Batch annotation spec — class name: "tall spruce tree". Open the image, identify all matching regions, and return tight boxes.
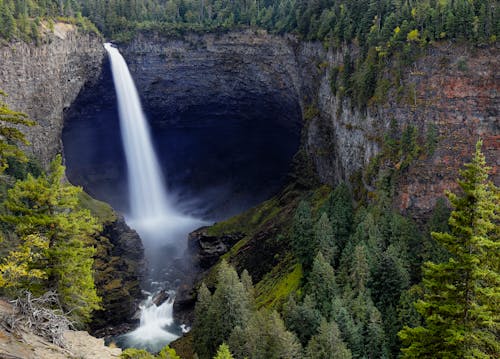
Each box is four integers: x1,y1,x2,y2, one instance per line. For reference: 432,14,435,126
306,319,352,359
399,140,499,358
291,200,315,271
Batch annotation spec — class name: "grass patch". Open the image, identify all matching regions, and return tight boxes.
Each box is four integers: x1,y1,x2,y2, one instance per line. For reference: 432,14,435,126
78,191,116,224
255,259,302,309
207,197,281,237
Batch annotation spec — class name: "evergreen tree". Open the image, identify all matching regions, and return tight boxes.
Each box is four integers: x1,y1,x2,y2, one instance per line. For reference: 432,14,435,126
422,197,451,263
213,343,234,359
326,183,353,256
284,294,322,346
314,212,337,265
193,283,213,359
157,346,182,359
0,155,101,324
306,319,352,359
229,309,302,359
291,200,315,271
193,260,252,359
0,90,34,174
399,140,500,358
308,252,337,318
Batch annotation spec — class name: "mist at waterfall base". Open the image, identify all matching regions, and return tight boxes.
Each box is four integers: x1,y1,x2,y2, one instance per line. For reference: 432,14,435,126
104,43,206,352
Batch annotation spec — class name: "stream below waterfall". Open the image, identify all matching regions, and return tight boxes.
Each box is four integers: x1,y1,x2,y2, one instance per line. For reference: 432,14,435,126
104,43,207,352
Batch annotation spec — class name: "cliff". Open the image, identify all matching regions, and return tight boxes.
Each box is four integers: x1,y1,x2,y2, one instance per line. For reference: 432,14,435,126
307,42,499,219
117,31,498,220
0,22,104,167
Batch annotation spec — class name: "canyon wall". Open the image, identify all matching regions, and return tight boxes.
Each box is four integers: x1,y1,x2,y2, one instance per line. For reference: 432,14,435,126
3,26,496,223
118,31,498,220
0,23,104,167
308,43,499,219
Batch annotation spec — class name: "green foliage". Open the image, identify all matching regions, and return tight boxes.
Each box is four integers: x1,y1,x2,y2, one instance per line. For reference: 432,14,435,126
157,346,182,359
283,294,322,346
0,233,48,289
0,1,99,42
424,123,438,156
121,348,155,359
422,197,450,264
307,252,337,319
399,140,500,358
291,200,315,271
121,346,180,359
323,183,353,259
0,155,101,324
255,261,302,309
0,90,35,174
306,319,352,359
213,343,234,359
193,260,252,359
229,309,302,359
313,213,337,265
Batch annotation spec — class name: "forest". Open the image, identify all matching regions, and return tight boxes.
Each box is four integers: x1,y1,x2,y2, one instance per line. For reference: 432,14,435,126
0,0,498,358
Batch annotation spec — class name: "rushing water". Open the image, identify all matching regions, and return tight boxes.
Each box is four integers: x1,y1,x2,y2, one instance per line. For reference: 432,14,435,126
104,43,205,352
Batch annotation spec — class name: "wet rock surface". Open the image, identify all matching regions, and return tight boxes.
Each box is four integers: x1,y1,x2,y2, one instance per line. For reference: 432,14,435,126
187,227,245,269
90,215,145,336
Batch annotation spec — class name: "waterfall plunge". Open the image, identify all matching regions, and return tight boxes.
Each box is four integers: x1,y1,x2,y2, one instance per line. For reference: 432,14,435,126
104,43,204,351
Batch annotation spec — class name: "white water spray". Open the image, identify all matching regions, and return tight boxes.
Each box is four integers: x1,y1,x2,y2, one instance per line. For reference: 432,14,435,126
104,43,204,351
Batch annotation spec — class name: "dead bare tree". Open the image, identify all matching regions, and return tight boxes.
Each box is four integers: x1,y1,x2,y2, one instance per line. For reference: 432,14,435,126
6,291,74,348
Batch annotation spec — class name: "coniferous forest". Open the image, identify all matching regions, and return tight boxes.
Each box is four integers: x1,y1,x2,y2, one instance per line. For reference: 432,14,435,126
0,0,498,358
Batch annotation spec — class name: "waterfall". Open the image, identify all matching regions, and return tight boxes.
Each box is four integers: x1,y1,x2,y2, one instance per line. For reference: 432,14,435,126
104,43,205,351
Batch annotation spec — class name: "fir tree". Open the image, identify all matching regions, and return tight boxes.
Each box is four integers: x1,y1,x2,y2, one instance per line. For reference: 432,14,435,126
291,200,315,271
193,260,252,359
306,319,352,359
0,155,101,324
229,309,302,359
193,282,213,359
314,212,337,265
213,343,234,359
399,140,499,358
307,252,337,319
326,183,353,254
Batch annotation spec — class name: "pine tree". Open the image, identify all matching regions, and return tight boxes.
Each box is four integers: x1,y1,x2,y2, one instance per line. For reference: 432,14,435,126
193,260,252,358
229,309,302,359
307,252,337,318
399,140,500,358
326,183,353,254
314,212,337,265
193,282,213,359
0,155,101,324
284,294,322,346
306,319,352,359
213,343,234,359
291,200,315,270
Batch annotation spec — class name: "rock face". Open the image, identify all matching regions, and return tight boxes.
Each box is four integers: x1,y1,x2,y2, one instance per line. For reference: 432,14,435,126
188,227,245,270
63,30,304,219
116,32,498,220
0,23,104,167
91,215,145,335
306,43,499,219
